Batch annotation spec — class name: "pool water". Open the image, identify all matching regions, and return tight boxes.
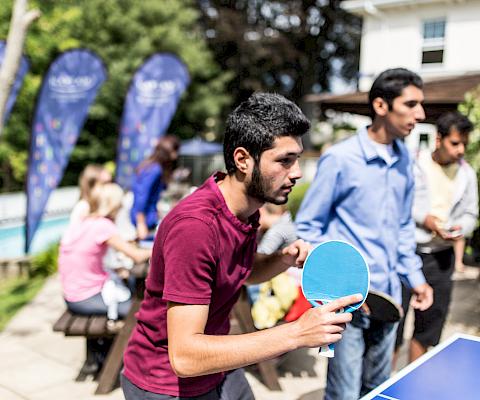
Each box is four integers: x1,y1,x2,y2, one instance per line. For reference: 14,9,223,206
0,216,70,259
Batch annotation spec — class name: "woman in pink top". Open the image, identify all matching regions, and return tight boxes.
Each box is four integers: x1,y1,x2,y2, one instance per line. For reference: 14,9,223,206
59,183,151,320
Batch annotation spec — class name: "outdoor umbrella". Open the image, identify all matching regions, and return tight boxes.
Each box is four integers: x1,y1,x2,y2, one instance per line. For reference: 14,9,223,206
179,137,223,156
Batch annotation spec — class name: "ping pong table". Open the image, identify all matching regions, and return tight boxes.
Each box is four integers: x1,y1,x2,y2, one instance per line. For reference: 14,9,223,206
361,333,480,400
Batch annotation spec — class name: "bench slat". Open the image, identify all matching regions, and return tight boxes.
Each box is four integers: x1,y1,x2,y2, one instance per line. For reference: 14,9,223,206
88,316,110,336
53,310,74,332
67,315,90,335
53,310,116,338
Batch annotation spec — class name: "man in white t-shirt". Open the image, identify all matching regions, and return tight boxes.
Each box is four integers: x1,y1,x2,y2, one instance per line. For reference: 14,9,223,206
396,111,478,362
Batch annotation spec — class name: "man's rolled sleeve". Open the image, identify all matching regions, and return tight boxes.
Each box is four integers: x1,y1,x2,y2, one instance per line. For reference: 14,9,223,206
404,268,426,290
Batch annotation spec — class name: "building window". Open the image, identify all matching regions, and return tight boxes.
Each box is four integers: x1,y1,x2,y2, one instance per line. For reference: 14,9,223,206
422,49,444,64
423,20,445,39
422,19,445,65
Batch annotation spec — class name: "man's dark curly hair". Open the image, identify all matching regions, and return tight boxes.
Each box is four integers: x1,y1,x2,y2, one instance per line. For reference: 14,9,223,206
223,93,310,174
436,111,473,138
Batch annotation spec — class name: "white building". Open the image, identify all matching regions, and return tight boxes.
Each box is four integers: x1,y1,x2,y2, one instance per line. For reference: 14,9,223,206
311,0,480,151
342,0,480,91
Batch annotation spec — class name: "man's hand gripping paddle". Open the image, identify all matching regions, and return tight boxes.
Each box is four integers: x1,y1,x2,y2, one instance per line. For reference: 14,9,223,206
301,240,370,357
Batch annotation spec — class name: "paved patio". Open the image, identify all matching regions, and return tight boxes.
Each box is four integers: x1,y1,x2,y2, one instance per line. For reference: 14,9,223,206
0,268,478,400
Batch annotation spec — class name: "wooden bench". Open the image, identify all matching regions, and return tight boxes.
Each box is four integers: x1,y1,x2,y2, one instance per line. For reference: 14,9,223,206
53,310,115,338
53,262,149,393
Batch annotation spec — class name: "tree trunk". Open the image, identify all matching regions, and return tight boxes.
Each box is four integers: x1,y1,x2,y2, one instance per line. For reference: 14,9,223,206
0,0,40,136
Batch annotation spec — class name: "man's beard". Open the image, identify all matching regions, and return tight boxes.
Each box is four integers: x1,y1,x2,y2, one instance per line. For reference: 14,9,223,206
246,163,288,205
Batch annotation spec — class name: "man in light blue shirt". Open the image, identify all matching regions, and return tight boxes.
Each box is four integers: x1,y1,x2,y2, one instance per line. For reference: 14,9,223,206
296,68,433,400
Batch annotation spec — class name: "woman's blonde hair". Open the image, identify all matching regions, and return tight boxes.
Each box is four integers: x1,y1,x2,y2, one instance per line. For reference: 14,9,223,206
89,183,124,219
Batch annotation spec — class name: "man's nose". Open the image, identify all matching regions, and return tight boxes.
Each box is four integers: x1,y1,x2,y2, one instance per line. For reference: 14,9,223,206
289,159,302,181
415,104,426,122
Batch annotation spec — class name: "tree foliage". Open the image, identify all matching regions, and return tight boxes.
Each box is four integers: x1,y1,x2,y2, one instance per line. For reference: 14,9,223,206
198,0,361,109
0,0,231,191
459,86,480,176
458,87,480,253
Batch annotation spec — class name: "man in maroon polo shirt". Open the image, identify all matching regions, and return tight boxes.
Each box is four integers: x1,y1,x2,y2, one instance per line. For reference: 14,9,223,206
122,93,362,399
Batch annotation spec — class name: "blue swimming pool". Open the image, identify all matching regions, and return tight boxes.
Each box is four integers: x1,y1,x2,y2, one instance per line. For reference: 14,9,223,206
0,215,70,259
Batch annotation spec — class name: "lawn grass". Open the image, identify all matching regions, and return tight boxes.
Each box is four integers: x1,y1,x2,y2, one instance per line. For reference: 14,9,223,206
0,275,46,331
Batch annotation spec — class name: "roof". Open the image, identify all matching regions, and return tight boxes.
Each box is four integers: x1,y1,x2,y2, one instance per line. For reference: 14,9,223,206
342,0,450,15
305,73,480,123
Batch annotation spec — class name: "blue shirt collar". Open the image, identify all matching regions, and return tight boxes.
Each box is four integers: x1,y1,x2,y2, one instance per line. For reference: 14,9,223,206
358,126,401,165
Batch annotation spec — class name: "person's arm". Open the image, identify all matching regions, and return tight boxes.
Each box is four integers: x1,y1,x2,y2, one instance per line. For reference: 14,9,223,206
167,293,362,377
135,212,149,240
295,152,341,245
132,165,161,237
246,239,310,284
257,213,296,255
411,158,430,228
106,234,151,264
454,166,479,237
396,165,433,311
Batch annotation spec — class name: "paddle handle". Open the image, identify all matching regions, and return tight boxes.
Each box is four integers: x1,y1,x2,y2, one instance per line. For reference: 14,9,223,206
320,344,335,357
307,300,340,357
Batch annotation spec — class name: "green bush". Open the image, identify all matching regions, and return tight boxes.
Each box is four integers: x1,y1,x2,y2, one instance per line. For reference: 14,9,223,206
0,275,46,331
29,242,59,278
288,182,311,219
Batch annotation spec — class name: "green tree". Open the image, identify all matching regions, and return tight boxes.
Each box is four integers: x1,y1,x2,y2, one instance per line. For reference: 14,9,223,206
198,0,361,109
0,1,79,190
458,86,480,255
0,0,231,191
459,86,480,175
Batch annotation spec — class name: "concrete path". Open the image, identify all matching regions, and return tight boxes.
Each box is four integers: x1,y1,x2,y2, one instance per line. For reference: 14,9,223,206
0,268,478,400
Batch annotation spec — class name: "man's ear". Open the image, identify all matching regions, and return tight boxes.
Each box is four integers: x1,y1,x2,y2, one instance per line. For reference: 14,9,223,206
435,133,442,150
372,97,389,117
233,147,253,174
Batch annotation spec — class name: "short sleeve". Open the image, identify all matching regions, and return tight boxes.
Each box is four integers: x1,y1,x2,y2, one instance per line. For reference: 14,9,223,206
93,218,118,245
162,217,217,305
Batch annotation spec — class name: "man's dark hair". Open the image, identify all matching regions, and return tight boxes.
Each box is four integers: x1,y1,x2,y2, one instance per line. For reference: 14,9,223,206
436,111,473,138
368,68,423,119
223,92,310,174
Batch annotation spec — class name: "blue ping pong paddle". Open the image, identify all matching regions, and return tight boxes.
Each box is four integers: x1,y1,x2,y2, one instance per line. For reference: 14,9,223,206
301,240,370,357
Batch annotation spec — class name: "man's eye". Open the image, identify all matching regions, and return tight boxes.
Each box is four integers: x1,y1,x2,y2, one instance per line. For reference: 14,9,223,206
405,101,418,108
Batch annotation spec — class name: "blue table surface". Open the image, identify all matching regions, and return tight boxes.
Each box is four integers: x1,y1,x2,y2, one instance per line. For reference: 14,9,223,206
362,335,480,400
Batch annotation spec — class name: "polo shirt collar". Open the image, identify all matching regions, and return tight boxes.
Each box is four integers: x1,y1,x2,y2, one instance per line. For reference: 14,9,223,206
210,172,260,232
